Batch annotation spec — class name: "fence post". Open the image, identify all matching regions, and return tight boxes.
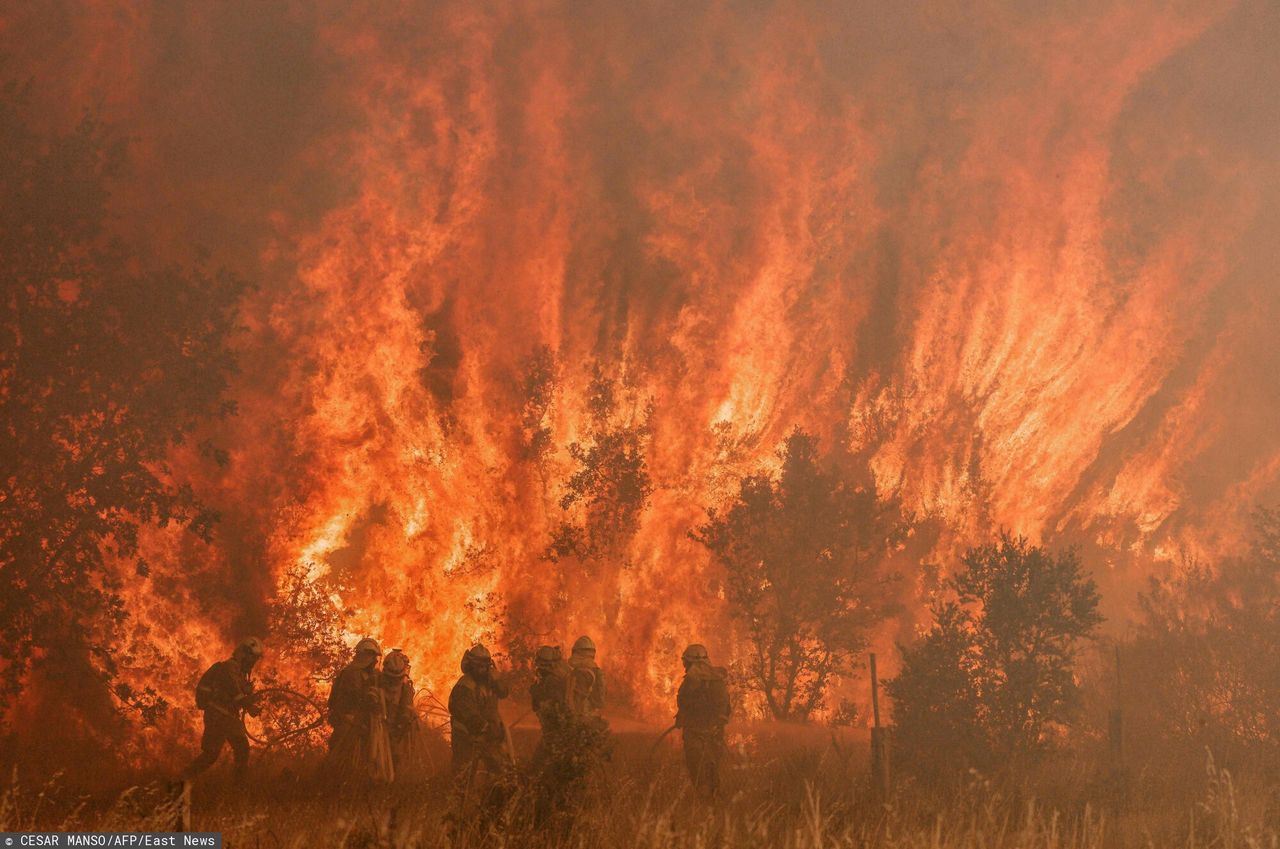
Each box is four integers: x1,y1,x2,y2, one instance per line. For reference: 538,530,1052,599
175,779,191,832
869,652,890,798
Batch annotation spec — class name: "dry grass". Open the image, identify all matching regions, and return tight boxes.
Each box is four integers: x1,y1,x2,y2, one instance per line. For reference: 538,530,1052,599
3,731,1277,849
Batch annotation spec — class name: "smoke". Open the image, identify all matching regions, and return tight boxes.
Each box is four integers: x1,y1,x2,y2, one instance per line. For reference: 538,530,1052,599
3,0,1278,746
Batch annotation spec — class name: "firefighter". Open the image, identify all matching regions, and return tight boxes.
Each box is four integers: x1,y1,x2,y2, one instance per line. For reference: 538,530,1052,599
380,648,428,780
529,645,574,821
675,643,731,799
181,637,264,782
567,634,612,764
530,645,571,740
447,644,513,828
448,644,511,776
326,638,394,783
566,635,606,720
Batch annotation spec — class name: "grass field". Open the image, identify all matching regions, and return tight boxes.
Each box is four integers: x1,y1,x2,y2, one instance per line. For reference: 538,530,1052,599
3,724,1277,849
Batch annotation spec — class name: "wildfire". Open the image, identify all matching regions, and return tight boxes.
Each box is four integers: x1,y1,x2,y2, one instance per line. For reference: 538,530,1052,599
3,0,1278,758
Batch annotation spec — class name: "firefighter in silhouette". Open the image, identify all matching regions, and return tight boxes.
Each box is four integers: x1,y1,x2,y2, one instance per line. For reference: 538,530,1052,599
530,645,572,742
380,648,428,781
567,634,612,767
529,645,573,820
448,644,513,827
326,638,394,783
567,635,606,720
181,637,264,782
675,643,731,799
448,644,511,774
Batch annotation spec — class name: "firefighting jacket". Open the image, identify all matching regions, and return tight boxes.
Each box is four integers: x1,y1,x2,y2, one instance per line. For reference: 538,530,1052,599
676,663,731,733
195,659,253,718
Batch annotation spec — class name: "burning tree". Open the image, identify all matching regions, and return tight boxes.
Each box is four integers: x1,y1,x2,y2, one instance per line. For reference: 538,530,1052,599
545,364,655,565
517,344,557,466
888,533,1102,775
0,83,246,726
693,430,900,721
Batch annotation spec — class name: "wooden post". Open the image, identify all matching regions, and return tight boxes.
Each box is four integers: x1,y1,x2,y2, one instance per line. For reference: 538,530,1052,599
869,653,889,798
175,779,192,832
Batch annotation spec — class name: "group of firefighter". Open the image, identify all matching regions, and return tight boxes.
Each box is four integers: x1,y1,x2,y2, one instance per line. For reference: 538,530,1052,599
180,634,732,811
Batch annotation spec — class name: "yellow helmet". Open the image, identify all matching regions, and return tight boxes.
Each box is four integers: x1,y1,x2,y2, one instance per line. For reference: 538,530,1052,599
681,643,710,664
535,645,563,669
461,644,494,675
383,649,409,676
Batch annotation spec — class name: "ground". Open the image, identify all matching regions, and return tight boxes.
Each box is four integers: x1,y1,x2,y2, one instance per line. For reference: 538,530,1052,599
2,723,1277,848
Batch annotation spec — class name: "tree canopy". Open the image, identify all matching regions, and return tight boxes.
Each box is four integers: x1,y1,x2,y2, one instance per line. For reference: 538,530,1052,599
693,430,900,721
545,364,654,565
888,533,1102,775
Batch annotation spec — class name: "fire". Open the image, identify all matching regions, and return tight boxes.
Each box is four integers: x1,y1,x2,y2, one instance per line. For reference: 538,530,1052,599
3,0,1278,756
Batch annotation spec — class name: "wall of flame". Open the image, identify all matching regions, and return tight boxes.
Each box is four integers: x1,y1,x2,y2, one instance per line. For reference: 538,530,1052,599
3,0,1279,758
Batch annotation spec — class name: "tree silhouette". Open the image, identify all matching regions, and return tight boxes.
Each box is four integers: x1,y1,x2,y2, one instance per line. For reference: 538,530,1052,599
1124,508,1280,766
0,81,246,726
888,533,1102,775
517,344,557,465
545,364,654,565
693,430,900,721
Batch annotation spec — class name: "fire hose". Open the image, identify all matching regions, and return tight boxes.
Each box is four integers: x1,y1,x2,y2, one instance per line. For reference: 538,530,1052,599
645,723,678,767
239,686,328,748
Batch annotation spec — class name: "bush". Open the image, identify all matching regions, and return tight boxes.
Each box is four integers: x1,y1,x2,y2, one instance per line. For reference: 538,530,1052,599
1122,508,1280,775
889,533,1102,777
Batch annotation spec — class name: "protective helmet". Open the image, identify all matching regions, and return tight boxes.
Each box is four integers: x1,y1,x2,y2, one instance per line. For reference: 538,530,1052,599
235,636,265,658
571,635,596,657
534,645,563,668
461,644,494,675
383,648,409,676
681,644,710,664
355,637,382,658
